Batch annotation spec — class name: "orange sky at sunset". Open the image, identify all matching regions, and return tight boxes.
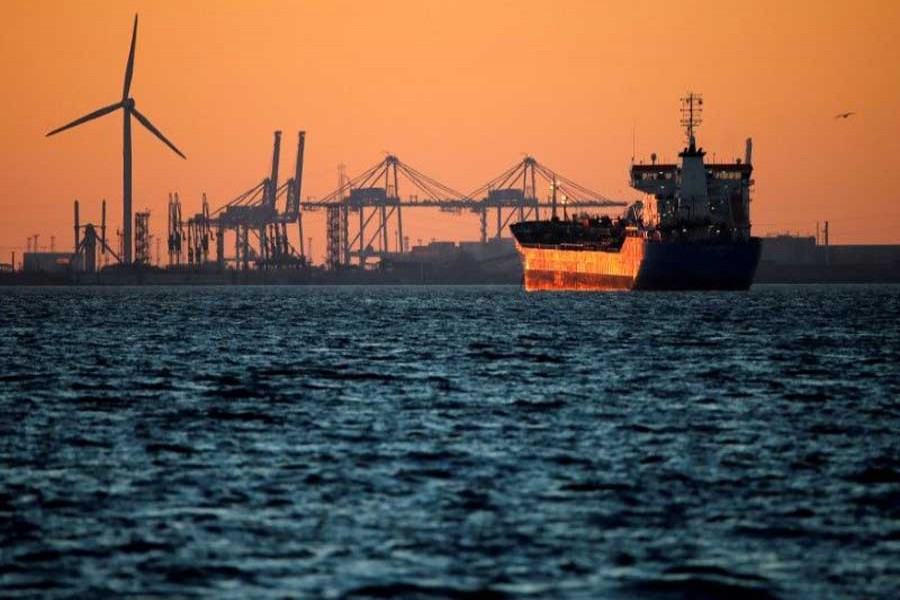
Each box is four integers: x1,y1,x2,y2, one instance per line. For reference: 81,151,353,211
2,0,899,263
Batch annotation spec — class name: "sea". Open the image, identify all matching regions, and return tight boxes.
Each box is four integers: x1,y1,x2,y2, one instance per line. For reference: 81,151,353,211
1,284,898,599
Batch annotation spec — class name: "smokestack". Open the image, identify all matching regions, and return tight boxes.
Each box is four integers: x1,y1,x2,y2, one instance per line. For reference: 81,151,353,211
74,199,80,253
744,138,753,165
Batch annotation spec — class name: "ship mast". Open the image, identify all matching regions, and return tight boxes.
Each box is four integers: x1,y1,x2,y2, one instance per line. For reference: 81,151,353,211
680,92,703,151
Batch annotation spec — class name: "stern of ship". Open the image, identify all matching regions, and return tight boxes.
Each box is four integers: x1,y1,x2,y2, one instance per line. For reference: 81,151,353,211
632,237,761,290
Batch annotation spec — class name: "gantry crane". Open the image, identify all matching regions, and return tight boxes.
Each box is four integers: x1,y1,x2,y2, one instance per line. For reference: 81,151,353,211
167,131,306,272
301,154,627,268
211,130,306,270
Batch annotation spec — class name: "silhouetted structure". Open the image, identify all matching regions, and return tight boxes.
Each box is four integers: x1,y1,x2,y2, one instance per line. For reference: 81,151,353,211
300,155,625,269
46,14,185,266
203,131,306,271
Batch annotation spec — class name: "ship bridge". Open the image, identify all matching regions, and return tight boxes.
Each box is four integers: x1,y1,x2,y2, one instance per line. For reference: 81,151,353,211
631,164,679,198
630,162,752,198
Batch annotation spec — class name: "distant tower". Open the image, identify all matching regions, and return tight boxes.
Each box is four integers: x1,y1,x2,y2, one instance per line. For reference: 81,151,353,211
74,199,80,254
326,163,349,269
326,206,341,269
168,193,183,266
134,211,151,265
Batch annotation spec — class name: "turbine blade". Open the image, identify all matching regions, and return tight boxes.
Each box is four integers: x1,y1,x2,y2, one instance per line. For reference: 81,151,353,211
46,102,122,137
122,14,138,100
131,107,186,159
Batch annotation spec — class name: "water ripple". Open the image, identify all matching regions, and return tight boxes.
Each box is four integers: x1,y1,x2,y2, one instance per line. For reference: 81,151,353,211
1,284,899,598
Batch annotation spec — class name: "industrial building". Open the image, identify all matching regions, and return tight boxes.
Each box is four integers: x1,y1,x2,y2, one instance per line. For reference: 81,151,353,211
757,234,900,283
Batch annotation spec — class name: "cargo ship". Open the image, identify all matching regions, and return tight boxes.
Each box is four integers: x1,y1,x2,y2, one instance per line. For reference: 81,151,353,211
511,94,761,291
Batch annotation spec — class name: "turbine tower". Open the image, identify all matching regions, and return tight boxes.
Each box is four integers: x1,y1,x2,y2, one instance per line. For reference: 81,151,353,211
46,14,185,265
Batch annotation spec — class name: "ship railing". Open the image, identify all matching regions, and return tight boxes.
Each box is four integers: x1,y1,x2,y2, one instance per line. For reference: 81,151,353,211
526,242,625,252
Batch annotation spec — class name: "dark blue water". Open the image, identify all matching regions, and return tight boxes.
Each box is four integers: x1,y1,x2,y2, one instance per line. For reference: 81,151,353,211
1,285,898,599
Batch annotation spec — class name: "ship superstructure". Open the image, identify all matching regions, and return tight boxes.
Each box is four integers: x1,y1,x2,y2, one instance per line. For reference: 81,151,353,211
631,93,754,243
511,94,762,290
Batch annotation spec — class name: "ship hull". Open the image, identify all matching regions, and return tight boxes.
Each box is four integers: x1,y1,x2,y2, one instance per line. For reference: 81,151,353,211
516,237,761,291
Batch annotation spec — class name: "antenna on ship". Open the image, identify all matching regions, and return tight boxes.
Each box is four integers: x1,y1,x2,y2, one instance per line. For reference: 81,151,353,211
680,92,703,150
631,118,636,164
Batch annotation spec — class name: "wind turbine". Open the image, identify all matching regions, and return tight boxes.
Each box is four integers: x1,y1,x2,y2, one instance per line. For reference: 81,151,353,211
47,14,186,266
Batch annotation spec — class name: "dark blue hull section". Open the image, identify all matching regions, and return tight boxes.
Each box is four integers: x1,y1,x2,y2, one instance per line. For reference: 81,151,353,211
633,238,762,290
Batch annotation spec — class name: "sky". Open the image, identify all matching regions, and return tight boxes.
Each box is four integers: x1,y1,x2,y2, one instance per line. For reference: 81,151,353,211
2,0,899,264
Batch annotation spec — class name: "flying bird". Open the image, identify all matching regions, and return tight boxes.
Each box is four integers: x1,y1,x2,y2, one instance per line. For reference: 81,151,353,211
834,112,855,119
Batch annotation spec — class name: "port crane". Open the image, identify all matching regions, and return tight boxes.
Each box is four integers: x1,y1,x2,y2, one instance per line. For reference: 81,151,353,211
165,135,625,272
300,155,470,267
167,131,306,271
300,155,626,268
467,156,625,242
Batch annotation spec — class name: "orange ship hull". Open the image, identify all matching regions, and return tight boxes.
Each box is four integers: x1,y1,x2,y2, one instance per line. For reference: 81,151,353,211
516,237,645,291
515,236,761,291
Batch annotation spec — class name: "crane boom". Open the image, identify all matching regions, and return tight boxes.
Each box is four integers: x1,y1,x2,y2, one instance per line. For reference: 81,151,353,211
268,131,282,209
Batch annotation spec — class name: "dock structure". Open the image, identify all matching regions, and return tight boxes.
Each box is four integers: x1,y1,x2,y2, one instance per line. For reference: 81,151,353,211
162,134,626,273
54,131,624,277
165,131,306,273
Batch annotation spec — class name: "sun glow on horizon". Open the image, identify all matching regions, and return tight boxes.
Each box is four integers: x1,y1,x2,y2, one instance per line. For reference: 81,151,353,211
1,0,899,261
